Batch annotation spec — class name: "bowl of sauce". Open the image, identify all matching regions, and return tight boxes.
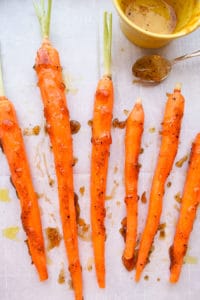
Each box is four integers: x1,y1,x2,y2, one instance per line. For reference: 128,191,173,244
113,0,200,48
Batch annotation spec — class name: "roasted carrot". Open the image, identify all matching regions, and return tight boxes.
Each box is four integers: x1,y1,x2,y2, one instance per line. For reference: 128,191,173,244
0,53,47,281
34,1,82,299
170,133,200,283
135,84,185,281
90,12,113,288
123,99,144,261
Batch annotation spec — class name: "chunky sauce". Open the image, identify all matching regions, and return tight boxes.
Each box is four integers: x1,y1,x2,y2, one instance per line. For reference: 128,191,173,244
112,118,126,129
45,227,62,250
125,0,177,34
175,155,188,168
23,125,41,136
70,120,81,134
58,268,65,284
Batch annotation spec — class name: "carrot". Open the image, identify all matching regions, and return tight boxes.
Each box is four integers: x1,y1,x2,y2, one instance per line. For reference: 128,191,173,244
170,133,200,283
123,99,144,261
34,1,82,299
135,84,185,281
90,12,113,288
0,53,47,281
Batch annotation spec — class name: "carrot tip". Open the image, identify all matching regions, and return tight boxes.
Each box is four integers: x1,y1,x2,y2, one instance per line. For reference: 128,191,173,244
136,97,142,104
135,276,140,282
39,273,48,281
175,82,182,91
169,274,178,283
135,271,141,282
123,252,132,260
98,279,105,289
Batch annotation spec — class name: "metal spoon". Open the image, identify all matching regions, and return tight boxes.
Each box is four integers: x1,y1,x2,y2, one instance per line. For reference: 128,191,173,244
132,50,200,84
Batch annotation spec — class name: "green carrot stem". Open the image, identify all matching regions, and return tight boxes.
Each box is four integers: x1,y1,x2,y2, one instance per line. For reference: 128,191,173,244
0,50,5,96
103,12,112,78
46,0,52,37
33,0,52,39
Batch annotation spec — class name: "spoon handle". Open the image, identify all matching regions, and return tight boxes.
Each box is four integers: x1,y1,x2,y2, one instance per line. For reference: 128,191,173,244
172,50,200,64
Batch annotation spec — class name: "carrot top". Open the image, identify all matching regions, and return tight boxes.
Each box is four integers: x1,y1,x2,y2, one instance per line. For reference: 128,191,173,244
103,12,112,78
34,0,52,39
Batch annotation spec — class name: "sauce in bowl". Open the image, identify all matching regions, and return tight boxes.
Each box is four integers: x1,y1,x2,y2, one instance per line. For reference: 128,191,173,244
125,0,177,34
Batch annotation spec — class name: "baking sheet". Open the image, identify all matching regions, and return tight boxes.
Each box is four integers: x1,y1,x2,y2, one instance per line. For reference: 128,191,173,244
0,1,200,299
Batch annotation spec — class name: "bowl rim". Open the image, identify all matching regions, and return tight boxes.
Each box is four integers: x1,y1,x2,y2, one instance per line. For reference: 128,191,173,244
113,0,200,40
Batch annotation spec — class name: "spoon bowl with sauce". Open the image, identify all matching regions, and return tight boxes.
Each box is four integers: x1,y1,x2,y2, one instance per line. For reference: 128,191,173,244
132,50,200,84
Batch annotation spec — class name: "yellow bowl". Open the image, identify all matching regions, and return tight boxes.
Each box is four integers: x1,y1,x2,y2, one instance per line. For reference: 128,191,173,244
113,0,200,48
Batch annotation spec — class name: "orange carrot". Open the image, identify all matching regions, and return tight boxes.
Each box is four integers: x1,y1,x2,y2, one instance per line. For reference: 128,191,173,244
0,58,47,281
170,133,200,283
34,1,82,299
123,99,144,261
135,84,185,281
91,12,113,288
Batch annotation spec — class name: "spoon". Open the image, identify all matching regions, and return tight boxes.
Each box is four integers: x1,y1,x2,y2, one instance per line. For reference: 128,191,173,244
132,50,200,84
